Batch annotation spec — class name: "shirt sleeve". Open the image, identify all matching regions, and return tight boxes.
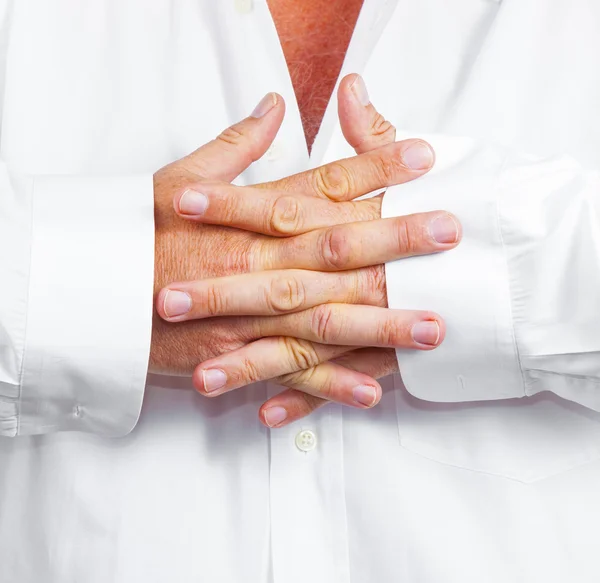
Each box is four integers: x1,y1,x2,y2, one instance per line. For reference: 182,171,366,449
0,162,155,436
382,134,600,411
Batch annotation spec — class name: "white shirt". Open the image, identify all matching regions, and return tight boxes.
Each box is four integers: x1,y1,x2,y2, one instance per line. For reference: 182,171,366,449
1,0,600,581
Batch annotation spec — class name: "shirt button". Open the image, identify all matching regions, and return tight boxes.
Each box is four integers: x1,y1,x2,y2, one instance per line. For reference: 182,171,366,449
295,430,317,452
234,0,253,14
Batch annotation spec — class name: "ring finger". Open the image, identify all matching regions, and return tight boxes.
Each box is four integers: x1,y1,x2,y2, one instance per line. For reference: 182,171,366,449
157,267,386,322
192,304,442,397
193,339,380,414
257,304,445,348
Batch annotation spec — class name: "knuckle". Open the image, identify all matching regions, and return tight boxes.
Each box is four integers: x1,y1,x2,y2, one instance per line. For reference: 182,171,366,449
318,227,350,270
216,124,253,167
219,191,240,223
266,276,307,313
361,266,388,306
374,146,410,184
373,151,398,184
205,284,228,316
394,218,421,255
240,356,262,384
281,337,321,370
376,316,408,346
220,193,240,222
370,113,395,141
217,123,246,148
313,162,354,200
269,195,303,234
310,305,341,343
375,317,400,346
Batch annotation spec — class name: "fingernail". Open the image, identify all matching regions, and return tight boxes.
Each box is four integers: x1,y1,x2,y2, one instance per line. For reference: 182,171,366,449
264,406,288,427
251,93,277,118
412,321,441,346
430,214,459,244
201,369,228,393
353,385,378,407
350,75,370,106
401,140,434,170
163,290,192,318
179,190,208,216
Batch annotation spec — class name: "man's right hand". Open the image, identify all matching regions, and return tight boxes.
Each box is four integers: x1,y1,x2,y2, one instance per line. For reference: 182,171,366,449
151,81,460,423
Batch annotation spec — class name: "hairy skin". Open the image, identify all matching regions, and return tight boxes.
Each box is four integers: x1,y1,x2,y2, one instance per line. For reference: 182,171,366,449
151,1,369,373
152,163,263,374
148,4,439,421
267,0,365,150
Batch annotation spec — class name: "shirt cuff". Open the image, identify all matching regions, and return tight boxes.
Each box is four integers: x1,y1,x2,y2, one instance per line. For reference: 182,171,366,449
381,136,525,402
16,174,154,436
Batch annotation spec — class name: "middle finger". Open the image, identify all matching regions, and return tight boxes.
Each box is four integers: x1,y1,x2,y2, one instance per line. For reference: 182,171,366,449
259,211,461,271
173,181,382,236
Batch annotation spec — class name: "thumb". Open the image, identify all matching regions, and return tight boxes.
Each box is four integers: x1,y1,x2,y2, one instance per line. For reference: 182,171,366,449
338,74,396,154
180,93,286,183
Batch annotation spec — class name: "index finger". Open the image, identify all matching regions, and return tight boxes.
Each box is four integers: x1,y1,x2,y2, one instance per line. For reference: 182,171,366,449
257,138,435,202
178,93,286,182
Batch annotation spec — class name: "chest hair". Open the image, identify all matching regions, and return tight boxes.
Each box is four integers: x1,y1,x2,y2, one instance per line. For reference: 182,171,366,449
267,0,365,151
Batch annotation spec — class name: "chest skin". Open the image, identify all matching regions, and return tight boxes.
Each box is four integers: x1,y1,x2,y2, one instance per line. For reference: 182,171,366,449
267,0,365,151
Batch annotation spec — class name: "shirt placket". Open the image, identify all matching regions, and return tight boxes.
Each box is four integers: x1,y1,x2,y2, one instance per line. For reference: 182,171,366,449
233,2,397,582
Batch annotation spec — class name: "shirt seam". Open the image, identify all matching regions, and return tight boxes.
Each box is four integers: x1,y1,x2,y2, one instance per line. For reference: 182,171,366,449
526,368,600,384
495,152,528,398
16,175,36,436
